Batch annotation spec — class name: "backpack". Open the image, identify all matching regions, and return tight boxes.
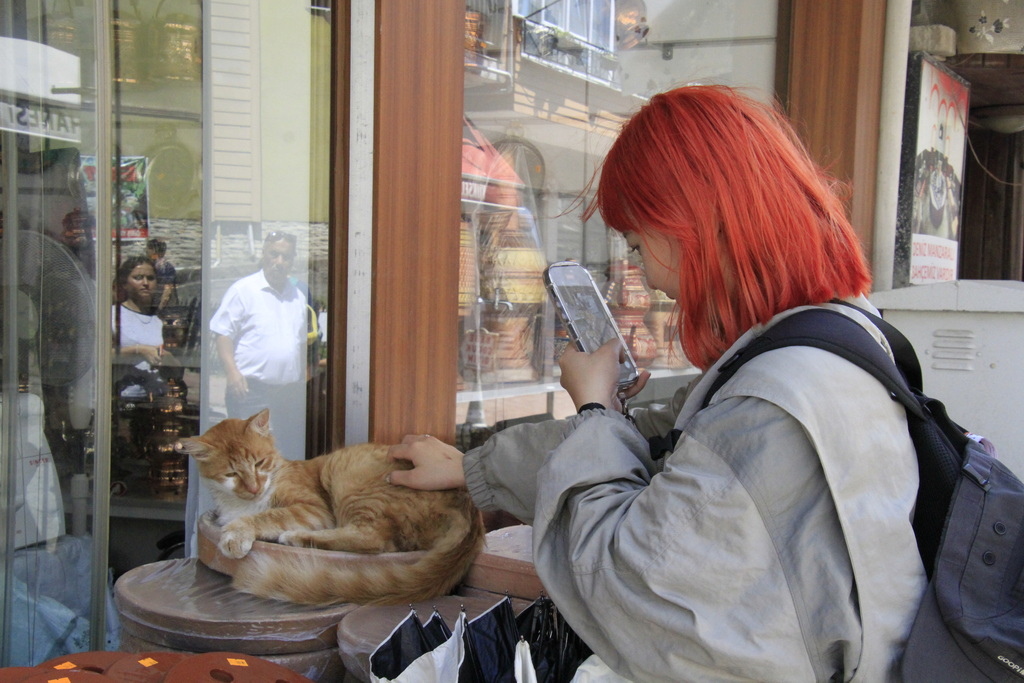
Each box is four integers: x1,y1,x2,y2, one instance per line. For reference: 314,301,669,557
685,304,1024,682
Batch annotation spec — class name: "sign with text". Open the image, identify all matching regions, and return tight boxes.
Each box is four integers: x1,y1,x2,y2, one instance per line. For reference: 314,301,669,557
894,52,970,287
0,100,81,142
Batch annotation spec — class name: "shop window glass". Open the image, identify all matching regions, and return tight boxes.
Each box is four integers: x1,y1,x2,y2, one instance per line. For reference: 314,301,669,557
0,0,331,662
457,0,779,448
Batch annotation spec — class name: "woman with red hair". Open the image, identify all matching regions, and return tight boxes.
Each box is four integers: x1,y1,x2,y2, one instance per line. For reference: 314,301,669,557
391,86,923,681
591,85,872,372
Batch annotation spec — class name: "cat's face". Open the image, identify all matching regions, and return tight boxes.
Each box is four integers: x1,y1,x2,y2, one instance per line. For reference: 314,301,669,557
175,409,282,501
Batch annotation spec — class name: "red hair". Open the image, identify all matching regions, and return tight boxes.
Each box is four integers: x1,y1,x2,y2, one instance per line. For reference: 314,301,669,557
588,85,871,370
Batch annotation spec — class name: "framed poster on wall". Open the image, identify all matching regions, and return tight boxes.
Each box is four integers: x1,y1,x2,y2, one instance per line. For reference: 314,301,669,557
81,154,150,240
893,51,970,287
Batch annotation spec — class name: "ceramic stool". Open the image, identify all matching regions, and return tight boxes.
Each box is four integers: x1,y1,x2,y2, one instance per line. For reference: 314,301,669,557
17,671,116,682
114,558,352,682
35,650,127,675
1,650,314,683
101,650,189,681
459,524,543,601
161,651,314,682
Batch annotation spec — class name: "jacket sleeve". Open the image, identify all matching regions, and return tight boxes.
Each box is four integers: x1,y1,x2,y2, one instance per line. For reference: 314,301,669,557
462,411,661,524
628,372,701,440
462,417,575,523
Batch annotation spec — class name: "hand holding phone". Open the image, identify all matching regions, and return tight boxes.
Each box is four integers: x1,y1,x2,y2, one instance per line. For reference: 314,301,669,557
544,261,640,390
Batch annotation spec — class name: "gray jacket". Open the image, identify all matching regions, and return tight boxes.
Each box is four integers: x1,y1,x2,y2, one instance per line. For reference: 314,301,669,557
463,300,926,682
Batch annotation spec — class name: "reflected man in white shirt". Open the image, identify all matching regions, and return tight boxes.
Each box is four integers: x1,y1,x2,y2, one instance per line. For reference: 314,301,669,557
210,230,307,459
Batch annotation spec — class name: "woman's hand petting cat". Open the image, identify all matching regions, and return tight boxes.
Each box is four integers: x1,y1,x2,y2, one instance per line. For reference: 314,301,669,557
387,435,467,490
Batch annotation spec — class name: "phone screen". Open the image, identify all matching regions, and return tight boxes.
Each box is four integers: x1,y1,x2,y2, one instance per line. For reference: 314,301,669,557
544,261,639,388
555,284,621,352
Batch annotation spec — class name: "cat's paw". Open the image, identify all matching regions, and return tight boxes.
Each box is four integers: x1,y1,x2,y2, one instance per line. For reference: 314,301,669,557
219,524,256,558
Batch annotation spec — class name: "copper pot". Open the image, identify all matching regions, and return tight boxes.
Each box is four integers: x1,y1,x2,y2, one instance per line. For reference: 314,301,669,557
160,311,190,350
149,456,187,493
479,232,547,305
459,219,479,315
465,10,485,52
152,13,201,81
112,12,143,83
163,376,187,399
606,261,651,310
615,310,658,368
152,395,184,415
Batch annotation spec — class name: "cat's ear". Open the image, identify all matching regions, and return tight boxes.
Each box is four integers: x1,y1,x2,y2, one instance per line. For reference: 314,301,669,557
174,437,209,460
248,408,272,438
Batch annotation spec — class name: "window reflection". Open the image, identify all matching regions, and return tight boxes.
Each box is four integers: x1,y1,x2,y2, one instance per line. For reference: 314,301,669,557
103,0,203,515
2,0,332,662
111,254,192,498
457,0,777,444
210,230,309,460
1,3,109,660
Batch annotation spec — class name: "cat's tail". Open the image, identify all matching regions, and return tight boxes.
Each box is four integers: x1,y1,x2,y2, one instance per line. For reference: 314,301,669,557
229,506,487,606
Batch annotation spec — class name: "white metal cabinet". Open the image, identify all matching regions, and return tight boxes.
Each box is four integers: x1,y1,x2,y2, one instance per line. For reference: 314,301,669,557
871,280,1024,473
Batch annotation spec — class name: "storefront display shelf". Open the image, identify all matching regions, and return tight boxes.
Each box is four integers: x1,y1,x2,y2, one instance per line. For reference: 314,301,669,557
457,366,698,404
111,104,201,123
109,488,186,521
465,51,512,93
457,379,564,403
60,485,185,522
461,197,523,212
72,79,202,122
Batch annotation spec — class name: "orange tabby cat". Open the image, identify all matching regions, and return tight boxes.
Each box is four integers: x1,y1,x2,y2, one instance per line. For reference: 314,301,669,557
175,408,485,606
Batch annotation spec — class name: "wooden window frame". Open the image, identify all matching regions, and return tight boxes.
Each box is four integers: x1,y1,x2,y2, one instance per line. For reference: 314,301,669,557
784,0,887,258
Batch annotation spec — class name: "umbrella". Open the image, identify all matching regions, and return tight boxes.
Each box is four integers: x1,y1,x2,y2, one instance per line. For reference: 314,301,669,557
516,596,592,683
369,596,593,683
461,597,520,682
369,609,430,680
422,608,453,648
371,608,467,683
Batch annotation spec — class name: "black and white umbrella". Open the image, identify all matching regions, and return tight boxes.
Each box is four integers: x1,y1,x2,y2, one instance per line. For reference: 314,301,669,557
369,596,592,683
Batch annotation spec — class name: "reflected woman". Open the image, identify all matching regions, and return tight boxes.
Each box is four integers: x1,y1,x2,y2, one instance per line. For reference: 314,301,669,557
113,255,167,399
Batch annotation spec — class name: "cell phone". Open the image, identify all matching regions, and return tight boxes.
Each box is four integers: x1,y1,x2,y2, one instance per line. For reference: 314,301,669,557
544,261,640,390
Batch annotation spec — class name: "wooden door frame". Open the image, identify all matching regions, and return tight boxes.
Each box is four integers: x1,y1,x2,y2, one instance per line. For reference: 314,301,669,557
325,0,351,449
784,0,888,258
367,0,464,444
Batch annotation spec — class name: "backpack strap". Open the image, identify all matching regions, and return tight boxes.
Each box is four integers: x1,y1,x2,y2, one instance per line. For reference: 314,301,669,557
700,307,926,421
831,299,923,391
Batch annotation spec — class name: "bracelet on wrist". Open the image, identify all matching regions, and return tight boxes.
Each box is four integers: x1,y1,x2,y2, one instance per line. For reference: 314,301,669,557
578,402,606,414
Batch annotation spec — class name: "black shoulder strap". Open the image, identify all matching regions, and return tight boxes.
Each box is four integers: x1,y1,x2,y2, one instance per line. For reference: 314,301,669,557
700,307,926,420
831,300,923,391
